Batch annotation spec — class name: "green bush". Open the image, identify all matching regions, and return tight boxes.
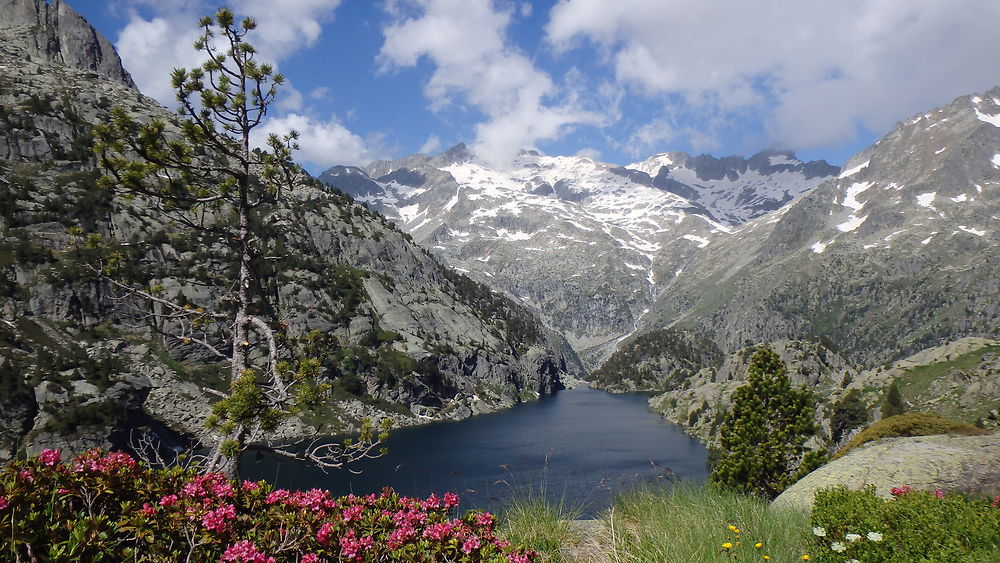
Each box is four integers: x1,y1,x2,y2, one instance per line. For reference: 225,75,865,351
810,486,1000,562
832,412,987,459
0,449,538,562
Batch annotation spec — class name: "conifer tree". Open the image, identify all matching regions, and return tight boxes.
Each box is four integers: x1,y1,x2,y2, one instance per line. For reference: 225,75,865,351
710,345,819,499
91,9,387,477
881,379,905,418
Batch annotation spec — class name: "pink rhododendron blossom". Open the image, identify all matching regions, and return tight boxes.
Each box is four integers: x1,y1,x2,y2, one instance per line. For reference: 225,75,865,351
159,494,179,507
422,493,441,509
38,449,60,466
316,522,336,546
462,535,482,553
443,492,459,508
934,489,945,499
241,480,259,492
18,469,33,483
140,503,156,517
339,531,373,561
890,486,912,497
266,489,290,505
220,540,276,563
203,504,237,533
422,521,455,541
342,504,363,522
300,555,320,563
508,554,532,563
0,497,9,510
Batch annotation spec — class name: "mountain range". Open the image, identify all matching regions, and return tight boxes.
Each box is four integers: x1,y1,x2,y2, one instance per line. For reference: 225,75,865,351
321,84,999,376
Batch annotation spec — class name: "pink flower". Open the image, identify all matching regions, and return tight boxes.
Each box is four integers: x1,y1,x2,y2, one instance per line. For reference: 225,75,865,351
0,496,9,510
508,554,533,563
39,449,61,466
220,540,276,563
241,480,260,492
341,504,363,522
422,493,441,510
890,486,912,497
475,511,495,528
266,489,290,505
339,531,373,561
462,535,482,554
18,469,33,483
159,494,179,507
992,496,999,508
422,521,455,541
203,504,237,533
443,492,460,508
934,489,945,499
301,555,320,563
140,503,156,517
316,522,336,546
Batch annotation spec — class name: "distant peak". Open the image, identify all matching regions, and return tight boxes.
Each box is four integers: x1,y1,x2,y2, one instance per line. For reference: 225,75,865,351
431,143,474,167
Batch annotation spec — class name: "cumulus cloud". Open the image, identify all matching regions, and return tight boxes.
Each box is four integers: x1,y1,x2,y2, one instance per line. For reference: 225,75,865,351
113,0,375,171
251,113,376,169
547,0,1000,154
379,0,604,168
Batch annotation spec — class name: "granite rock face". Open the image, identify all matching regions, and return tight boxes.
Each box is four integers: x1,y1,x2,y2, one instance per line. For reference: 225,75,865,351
771,432,1000,512
0,2,578,460
0,0,135,87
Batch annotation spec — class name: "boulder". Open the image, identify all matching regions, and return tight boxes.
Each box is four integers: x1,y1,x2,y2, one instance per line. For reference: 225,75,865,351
771,432,1000,512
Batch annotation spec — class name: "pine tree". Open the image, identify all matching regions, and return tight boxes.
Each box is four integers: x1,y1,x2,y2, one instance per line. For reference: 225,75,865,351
710,345,819,499
831,388,868,442
881,379,905,418
91,9,387,477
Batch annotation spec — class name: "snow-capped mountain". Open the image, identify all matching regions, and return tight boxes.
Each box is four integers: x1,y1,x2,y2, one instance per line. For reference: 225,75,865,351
320,148,837,363
640,87,1000,366
629,150,838,224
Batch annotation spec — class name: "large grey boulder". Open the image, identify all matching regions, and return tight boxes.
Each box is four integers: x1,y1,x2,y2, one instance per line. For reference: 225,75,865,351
772,432,1000,512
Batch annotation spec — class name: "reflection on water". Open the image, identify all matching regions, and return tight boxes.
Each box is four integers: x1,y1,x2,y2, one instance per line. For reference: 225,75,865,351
240,387,707,517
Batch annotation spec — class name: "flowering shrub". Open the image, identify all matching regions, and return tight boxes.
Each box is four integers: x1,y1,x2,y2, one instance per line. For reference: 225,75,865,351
810,485,1000,561
0,449,538,562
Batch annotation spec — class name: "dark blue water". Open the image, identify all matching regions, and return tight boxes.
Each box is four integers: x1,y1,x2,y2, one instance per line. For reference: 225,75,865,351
239,388,707,517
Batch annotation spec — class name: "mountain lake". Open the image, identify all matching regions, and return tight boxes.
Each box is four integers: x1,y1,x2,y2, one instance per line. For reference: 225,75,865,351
239,387,708,517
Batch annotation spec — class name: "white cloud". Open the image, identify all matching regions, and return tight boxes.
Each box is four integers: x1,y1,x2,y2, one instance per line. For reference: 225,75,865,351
115,1,342,106
379,0,604,168
547,0,1000,154
252,113,376,169
419,134,443,155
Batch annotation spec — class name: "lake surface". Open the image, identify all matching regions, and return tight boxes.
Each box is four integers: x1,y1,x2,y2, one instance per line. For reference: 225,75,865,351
239,388,707,517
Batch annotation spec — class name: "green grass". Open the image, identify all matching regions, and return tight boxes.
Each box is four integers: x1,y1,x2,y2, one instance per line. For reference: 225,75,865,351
605,484,812,562
894,344,1000,422
500,497,581,562
499,484,814,562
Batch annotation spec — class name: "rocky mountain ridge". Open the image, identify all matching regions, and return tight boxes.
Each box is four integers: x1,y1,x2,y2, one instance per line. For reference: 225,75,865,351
320,147,837,364
0,2,579,461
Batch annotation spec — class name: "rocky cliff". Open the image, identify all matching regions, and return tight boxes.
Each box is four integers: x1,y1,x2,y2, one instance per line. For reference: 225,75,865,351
0,5,579,461
0,0,134,87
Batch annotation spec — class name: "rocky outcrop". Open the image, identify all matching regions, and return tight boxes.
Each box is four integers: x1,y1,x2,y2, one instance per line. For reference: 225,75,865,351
647,340,856,448
0,0,135,87
0,3,578,461
772,432,1000,512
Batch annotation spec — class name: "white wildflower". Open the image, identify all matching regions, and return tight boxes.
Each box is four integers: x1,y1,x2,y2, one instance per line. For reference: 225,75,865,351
867,531,883,542
845,533,862,542
831,541,847,553
813,526,827,537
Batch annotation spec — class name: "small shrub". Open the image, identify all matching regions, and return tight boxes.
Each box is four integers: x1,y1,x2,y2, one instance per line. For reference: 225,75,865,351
810,485,1000,562
832,412,987,459
880,379,905,418
0,449,538,562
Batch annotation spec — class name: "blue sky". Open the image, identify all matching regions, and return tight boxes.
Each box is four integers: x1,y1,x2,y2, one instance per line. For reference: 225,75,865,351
73,1,1000,173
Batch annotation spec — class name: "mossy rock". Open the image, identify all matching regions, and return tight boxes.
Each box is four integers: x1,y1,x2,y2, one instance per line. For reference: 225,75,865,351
832,412,987,460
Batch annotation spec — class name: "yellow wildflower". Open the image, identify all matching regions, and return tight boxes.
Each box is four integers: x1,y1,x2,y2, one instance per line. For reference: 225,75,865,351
802,556,810,560
728,525,738,532
755,542,763,549
722,542,733,549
